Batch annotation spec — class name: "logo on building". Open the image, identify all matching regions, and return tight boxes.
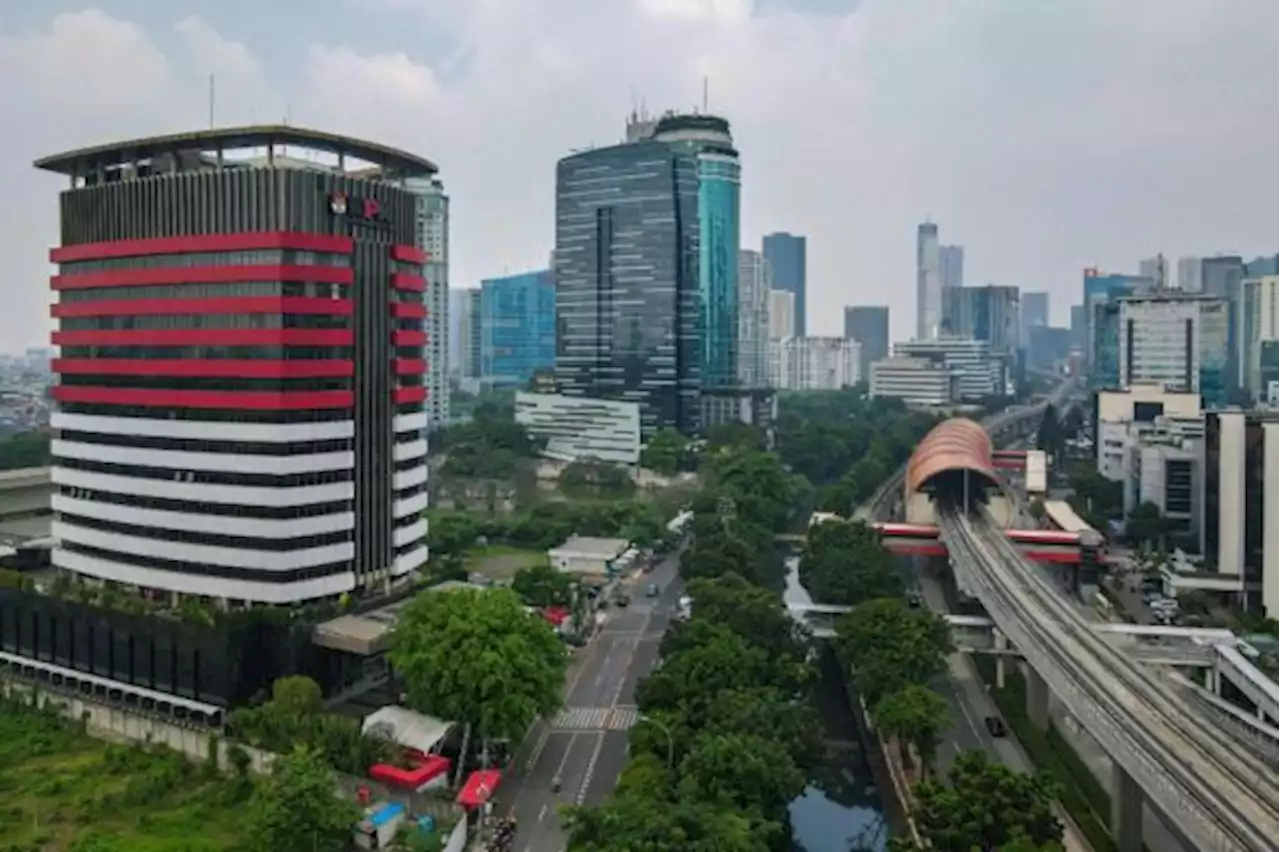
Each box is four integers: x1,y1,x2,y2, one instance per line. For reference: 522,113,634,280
328,192,388,228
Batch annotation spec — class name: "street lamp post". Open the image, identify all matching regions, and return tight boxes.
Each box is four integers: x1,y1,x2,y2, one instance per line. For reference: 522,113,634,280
637,714,675,770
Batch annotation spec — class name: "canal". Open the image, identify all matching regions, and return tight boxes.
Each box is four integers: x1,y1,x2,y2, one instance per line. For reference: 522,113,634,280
782,555,890,852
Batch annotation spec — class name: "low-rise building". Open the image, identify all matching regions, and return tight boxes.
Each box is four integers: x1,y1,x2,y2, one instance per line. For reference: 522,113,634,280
547,536,633,577
893,337,1003,400
767,336,860,390
1094,384,1202,481
869,356,956,406
514,392,642,465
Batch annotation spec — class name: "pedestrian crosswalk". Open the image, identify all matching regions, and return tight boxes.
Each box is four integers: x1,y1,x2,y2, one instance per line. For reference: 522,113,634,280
550,705,640,731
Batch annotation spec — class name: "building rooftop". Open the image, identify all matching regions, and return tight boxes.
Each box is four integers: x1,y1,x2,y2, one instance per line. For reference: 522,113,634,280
548,536,631,558
35,125,437,178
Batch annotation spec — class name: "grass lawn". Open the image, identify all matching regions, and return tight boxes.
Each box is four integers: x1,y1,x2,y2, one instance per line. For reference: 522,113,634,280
0,698,248,852
465,544,548,582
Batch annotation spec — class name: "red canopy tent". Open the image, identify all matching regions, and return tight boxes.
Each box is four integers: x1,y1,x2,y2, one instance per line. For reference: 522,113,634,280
455,769,503,811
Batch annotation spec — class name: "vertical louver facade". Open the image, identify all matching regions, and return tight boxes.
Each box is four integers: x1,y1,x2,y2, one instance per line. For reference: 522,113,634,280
39,130,434,605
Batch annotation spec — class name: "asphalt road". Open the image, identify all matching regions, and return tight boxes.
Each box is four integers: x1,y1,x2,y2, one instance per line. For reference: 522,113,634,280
496,554,683,852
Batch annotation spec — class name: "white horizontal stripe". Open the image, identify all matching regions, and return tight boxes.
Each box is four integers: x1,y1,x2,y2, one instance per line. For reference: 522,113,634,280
53,412,355,443
393,545,428,576
53,547,354,604
52,439,353,476
53,467,353,508
394,439,428,462
394,466,428,490
394,411,429,433
394,491,428,518
394,518,428,548
53,494,354,539
53,521,353,572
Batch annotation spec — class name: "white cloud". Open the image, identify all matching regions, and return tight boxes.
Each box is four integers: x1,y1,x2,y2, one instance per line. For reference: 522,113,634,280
175,15,261,81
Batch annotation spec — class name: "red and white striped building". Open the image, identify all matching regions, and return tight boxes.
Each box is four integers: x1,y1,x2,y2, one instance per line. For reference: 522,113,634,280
38,127,433,605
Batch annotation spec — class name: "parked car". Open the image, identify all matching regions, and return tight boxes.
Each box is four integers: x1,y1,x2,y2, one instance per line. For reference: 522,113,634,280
614,593,631,608
984,716,1008,737
907,591,923,609
646,583,660,598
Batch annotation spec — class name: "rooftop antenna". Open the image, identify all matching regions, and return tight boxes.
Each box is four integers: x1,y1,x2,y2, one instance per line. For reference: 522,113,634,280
702,75,709,114
208,74,215,128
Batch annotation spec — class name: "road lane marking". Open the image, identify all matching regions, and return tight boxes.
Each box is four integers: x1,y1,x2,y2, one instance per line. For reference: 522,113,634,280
553,732,580,788
538,803,548,823
576,732,606,806
527,725,552,770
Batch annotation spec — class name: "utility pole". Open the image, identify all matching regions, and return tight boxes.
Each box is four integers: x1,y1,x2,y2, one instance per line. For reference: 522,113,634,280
208,74,215,128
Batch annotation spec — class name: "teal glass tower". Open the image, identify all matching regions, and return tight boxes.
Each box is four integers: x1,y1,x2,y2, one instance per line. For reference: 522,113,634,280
650,115,741,390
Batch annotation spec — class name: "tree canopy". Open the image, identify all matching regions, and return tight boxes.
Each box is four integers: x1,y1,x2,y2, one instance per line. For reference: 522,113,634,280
639,427,691,475
871,684,950,776
833,597,953,704
511,561,574,608
799,519,903,608
0,431,49,471
435,403,540,479
912,751,1063,851
389,586,567,745
245,745,360,852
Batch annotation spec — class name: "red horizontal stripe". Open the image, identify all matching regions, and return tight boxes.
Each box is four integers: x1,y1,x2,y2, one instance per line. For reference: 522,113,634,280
52,329,354,347
392,330,426,347
52,297,353,318
53,359,354,379
394,386,427,404
390,272,426,292
394,358,426,375
391,245,428,264
53,265,354,291
392,302,427,319
51,232,353,264
52,386,354,411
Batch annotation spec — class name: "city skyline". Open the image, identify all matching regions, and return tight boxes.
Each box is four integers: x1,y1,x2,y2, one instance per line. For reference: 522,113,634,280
1,1,1277,349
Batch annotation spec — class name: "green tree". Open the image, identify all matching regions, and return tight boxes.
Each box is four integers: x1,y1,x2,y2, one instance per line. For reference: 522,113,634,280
562,796,774,852
1028,498,1046,521
676,732,806,816
871,684,949,775
389,587,567,751
912,751,1062,852
245,745,359,852
0,431,50,471
640,428,688,475
799,519,902,607
834,597,953,704
705,422,767,454
270,675,324,719
681,573,810,664
511,562,574,608
637,626,789,717
426,511,478,558
1036,404,1061,459
1125,500,1173,549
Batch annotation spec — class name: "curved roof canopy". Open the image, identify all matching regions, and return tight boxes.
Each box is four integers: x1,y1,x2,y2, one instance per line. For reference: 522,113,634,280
906,418,999,494
35,125,437,178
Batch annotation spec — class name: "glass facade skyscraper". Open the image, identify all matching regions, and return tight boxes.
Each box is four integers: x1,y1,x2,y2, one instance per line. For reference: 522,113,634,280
649,115,741,391
554,140,701,436
480,270,555,388
1082,269,1154,387
763,232,807,336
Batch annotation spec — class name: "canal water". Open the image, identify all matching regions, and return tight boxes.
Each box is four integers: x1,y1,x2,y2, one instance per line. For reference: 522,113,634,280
783,556,889,852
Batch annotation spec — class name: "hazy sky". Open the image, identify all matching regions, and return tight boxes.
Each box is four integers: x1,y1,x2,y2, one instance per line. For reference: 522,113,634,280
1,0,1276,350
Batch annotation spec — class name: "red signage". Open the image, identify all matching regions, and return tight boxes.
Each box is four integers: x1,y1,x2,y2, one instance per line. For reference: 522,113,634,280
328,192,387,226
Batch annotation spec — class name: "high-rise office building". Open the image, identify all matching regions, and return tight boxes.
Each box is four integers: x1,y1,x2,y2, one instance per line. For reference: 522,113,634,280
1117,293,1230,406
405,177,449,430
916,222,942,339
453,288,483,380
479,270,555,388
939,244,964,293
768,290,796,339
1240,275,1280,398
843,306,889,380
763,232,807,336
554,139,701,436
39,127,432,603
1138,255,1169,288
1021,291,1049,329
1069,304,1087,350
1082,268,1155,383
767,337,860,391
1201,255,1246,394
737,250,771,388
943,285,1021,357
1176,256,1203,292
1244,255,1279,279
649,115,741,391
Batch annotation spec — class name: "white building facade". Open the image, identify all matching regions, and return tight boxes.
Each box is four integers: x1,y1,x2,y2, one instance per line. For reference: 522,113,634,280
893,337,1002,400
1117,293,1229,397
1240,274,1279,398
869,356,956,406
767,337,860,391
514,392,642,465
916,222,942,339
1094,385,1202,481
768,289,795,340
737,250,771,388
406,177,450,431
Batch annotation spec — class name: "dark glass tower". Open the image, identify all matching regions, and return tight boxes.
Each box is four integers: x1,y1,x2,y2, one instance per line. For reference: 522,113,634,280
554,140,701,436
763,232,807,336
